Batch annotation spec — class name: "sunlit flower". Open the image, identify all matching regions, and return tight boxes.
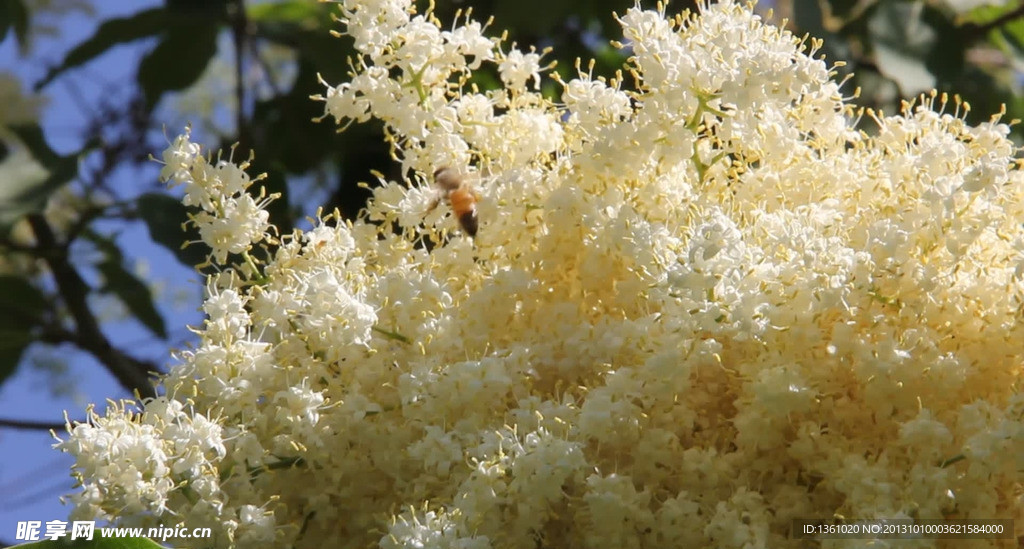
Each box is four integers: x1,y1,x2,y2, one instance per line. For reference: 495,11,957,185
58,1,1024,547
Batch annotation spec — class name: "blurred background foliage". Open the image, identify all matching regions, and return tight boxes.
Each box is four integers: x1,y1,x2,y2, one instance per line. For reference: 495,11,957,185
0,0,1023,405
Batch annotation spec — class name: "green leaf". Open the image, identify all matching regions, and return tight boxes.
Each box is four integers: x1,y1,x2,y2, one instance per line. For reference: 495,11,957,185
137,24,219,111
166,0,230,12
83,230,166,339
794,0,849,62
252,163,292,237
9,123,60,165
0,125,98,234
0,276,43,387
252,60,336,173
0,275,47,320
0,0,30,52
0,322,31,387
35,8,171,89
251,8,345,82
136,193,208,267
919,7,965,85
824,0,861,20
247,0,327,22
0,153,49,233
979,4,1024,56
95,258,167,339
951,0,1003,17
491,0,574,35
868,2,939,94
863,3,965,96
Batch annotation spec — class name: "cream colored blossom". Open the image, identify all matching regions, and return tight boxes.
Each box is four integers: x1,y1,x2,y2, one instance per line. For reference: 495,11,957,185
57,1,1024,548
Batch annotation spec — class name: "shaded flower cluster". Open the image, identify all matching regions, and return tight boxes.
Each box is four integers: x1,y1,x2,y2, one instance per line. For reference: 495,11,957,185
58,1,1023,547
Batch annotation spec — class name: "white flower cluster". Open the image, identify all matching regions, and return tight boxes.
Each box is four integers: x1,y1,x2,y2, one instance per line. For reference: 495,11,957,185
58,0,1024,547
159,129,276,264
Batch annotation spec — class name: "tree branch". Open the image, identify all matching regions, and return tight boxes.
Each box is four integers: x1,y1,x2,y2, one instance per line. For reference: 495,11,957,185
26,214,158,398
230,0,251,150
0,417,70,431
962,4,1024,42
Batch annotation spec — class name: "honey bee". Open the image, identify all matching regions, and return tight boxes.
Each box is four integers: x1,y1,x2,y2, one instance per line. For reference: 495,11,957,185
431,167,479,237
